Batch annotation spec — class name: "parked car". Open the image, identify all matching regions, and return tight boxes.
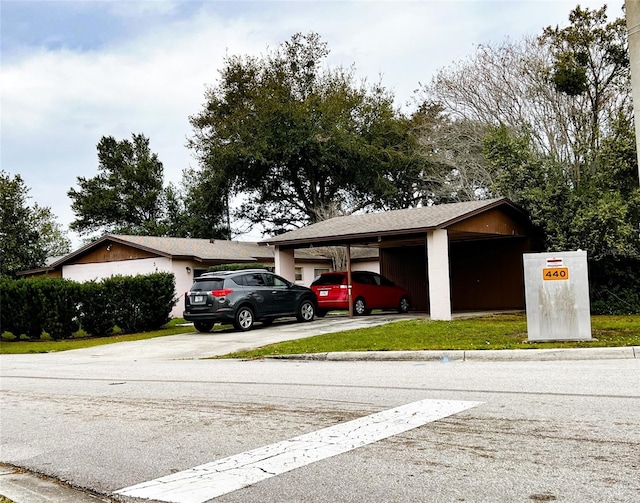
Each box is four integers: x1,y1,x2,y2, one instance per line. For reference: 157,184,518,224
311,271,411,316
184,269,317,332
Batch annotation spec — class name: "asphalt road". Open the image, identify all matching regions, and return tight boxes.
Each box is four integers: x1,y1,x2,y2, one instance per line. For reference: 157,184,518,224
1,316,639,502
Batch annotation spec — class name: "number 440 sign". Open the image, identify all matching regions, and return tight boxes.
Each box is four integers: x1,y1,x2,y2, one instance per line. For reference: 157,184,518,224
543,258,569,281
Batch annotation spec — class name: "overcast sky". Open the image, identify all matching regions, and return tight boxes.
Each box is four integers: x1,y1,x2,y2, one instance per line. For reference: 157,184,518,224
1,0,622,247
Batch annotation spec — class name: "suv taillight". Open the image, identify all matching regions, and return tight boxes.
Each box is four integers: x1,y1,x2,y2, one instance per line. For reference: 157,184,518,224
212,289,233,297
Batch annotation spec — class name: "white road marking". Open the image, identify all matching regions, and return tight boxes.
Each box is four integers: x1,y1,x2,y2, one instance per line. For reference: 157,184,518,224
114,399,482,503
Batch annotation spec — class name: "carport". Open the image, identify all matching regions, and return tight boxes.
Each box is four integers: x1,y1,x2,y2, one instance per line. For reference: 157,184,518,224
261,198,536,320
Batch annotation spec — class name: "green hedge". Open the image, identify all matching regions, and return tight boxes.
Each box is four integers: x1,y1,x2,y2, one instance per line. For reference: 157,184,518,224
38,278,81,340
103,274,175,333
589,257,640,315
1,273,176,339
1,277,46,339
78,280,115,337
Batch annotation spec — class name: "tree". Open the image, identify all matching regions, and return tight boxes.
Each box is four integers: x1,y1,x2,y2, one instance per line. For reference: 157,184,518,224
31,205,72,258
483,121,639,261
412,102,495,202
541,5,630,175
177,170,231,239
419,5,631,185
419,38,564,160
483,125,576,252
0,171,71,277
417,4,636,246
417,4,638,312
68,134,168,237
188,32,426,235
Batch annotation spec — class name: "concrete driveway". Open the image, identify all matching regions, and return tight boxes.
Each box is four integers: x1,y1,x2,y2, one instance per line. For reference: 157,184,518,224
67,312,420,361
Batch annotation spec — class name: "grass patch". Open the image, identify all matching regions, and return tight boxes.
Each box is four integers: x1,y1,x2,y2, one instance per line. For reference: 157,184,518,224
221,313,640,359
0,319,196,354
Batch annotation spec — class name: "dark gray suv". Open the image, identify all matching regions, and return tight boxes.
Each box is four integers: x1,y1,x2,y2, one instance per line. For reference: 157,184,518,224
183,269,317,332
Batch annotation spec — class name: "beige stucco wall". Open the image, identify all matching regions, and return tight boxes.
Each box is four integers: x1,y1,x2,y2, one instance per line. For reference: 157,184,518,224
63,257,189,318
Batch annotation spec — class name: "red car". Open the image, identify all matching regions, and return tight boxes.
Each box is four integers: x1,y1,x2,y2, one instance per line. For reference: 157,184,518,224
311,271,411,316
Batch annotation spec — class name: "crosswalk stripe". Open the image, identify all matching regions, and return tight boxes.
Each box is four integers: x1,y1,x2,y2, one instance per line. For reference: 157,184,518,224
114,398,482,503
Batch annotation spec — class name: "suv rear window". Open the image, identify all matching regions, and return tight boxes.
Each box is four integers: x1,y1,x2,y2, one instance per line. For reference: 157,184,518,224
191,279,224,291
312,273,345,286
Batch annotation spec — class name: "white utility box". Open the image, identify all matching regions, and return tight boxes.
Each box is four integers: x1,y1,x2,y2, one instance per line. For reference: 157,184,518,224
523,250,592,341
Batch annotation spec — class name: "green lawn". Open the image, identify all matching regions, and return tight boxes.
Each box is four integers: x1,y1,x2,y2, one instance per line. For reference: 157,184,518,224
220,313,640,359
0,319,196,354
1,313,638,357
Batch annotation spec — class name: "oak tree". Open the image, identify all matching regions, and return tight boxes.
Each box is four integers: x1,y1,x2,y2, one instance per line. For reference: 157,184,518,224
188,32,426,235
0,171,70,277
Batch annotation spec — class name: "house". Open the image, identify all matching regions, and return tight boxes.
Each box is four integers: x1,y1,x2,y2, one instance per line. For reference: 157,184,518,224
261,198,538,320
17,198,535,321
17,235,378,318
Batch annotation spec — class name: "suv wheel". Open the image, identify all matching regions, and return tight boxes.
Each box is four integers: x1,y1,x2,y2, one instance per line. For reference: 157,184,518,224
354,297,368,316
398,296,410,314
233,306,255,331
296,299,315,322
194,321,214,333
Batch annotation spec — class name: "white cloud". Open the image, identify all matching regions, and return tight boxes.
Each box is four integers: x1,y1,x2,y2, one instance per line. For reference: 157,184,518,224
1,0,619,248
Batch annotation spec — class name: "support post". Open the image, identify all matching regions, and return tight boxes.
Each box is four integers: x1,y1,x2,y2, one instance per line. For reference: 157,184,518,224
427,229,452,321
274,246,296,282
346,244,353,317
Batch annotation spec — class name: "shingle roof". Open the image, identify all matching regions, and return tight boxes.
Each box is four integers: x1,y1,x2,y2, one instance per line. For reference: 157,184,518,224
106,236,378,261
262,198,519,246
46,199,521,270
110,235,262,261
49,235,268,268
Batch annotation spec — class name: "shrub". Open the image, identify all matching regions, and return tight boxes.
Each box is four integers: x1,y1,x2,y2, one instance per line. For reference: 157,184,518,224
104,273,175,333
590,256,640,315
1,272,176,339
78,280,114,337
0,278,45,339
36,278,80,340
137,272,176,331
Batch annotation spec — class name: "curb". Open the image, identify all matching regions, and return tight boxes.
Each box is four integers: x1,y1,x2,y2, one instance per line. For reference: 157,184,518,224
265,346,639,362
0,465,113,503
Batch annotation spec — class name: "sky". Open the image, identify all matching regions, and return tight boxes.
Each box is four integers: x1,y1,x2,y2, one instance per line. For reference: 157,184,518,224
1,0,623,248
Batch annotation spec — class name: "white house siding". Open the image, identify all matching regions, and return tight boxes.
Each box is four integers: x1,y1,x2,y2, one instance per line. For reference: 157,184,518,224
64,257,185,318
295,263,329,286
172,259,197,318
63,257,173,282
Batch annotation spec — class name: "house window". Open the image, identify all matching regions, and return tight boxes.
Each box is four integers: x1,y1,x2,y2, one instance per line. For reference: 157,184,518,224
295,267,303,281
314,268,330,278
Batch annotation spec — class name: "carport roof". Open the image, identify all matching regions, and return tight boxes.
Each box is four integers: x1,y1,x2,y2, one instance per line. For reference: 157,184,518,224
261,198,526,247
